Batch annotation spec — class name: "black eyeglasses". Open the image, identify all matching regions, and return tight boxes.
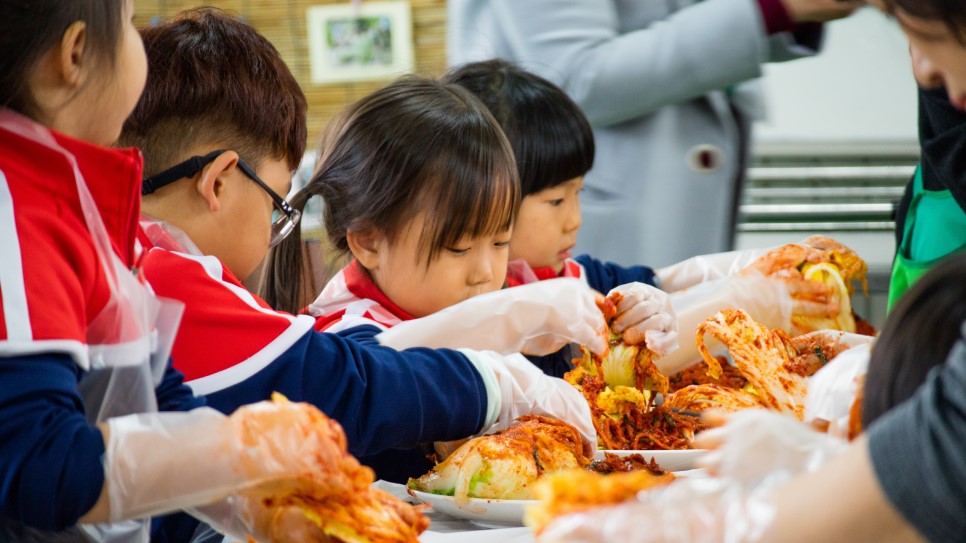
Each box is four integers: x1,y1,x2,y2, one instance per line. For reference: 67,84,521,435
141,149,301,247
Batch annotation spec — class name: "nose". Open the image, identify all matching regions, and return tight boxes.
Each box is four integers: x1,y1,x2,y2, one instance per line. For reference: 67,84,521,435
563,198,581,233
467,251,496,287
910,45,945,90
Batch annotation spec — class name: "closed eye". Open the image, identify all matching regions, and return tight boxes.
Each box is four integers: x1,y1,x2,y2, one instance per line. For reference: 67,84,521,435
446,246,470,256
494,241,510,248
548,198,565,207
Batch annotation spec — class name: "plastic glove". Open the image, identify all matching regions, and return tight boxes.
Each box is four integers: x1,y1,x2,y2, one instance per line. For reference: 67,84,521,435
460,349,597,457
538,411,847,543
104,398,363,528
655,248,770,292
376,278,607,356
805,343,872,438
608,282,678,355
695,409,848,486
655,274,794,376
188,490,330,543
537,477,775,543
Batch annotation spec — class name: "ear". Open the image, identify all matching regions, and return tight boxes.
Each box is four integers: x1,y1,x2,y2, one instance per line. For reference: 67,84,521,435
57,21,88,87
195,151,240,213
346,228,385,270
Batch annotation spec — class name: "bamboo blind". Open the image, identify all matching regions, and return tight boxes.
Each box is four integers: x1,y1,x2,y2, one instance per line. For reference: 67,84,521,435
133,0,448,140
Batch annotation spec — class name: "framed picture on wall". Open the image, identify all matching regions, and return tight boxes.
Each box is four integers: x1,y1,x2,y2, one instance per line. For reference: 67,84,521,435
307,1,415,84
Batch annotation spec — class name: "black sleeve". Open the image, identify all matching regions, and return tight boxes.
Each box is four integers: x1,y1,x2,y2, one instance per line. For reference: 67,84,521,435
525,343,581,378
867,323,966,543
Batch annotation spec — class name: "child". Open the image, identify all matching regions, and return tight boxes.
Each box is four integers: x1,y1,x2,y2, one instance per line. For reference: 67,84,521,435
120,9,601,492
0,2,345,541
443,59,657,294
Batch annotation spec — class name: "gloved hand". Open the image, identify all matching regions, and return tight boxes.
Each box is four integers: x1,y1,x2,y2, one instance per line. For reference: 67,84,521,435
608,282,678,355
804,343,872,438
655,273,794,376
188,489,330,543
538,410,848,543
460,349,597,457
695,409,848,486
104,397,364,532
537,477,773,543
655,248,769,292
376,278,608,356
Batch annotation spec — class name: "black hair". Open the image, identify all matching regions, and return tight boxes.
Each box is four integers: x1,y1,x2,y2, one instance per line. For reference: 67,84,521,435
0,0,124,120
442,59,595,197
883,0,966,43
862,251,966,426
263,75,520,313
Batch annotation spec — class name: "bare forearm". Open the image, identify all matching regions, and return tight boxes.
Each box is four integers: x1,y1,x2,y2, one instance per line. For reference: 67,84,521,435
764,436,924,543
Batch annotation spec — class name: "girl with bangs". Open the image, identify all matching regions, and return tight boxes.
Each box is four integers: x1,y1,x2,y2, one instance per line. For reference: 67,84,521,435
301,76,520,326
266,76,673,480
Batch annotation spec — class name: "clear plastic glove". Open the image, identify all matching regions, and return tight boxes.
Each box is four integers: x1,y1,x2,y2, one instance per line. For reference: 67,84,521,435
538,411,848,543
655,248,769,292
608,282,679,356
655,273,794,376
537,477,776,543
104,398,361,527
187,489,330,543
695,409,848,486
376,278,607,356
460,349,597,457
805,343,872,438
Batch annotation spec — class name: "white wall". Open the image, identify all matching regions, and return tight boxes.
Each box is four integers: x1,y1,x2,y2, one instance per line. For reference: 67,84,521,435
753,7,918,148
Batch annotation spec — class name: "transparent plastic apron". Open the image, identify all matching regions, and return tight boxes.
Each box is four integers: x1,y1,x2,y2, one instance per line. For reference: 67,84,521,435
0,112,183,543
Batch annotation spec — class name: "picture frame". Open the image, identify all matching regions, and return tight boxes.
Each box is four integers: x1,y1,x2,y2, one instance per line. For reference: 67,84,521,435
306,1,415,85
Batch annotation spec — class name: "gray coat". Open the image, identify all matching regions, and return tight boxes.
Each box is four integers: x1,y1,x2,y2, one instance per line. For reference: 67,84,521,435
448,0,821,267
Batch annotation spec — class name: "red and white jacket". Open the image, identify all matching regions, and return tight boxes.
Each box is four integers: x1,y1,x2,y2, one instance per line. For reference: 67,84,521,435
306,259,416,333
138,219,316,395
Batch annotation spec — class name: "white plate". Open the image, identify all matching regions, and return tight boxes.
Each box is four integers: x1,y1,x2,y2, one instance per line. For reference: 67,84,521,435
371,480,418,503
408,489,533,527
594,449,707,471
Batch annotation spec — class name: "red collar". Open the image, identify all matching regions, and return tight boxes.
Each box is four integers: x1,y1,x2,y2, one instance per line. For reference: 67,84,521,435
506,259,581,287
343,259,416,322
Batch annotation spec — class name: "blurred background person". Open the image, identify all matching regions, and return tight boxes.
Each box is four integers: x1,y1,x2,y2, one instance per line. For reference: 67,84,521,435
448,0,861,267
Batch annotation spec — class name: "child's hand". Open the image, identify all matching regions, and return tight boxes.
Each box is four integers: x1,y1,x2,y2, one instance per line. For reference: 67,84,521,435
609,282,679,355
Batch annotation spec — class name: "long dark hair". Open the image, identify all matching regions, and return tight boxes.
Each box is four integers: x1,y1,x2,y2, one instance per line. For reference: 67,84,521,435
262,76,520,313
0,0,124,120
443,59,595,197
883,0,966,42
862,252,966,426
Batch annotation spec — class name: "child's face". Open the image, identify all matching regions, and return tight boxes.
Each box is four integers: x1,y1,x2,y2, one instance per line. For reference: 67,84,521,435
509,177,583,272
73,0,147,145
363,214,511,318
894,8,966,110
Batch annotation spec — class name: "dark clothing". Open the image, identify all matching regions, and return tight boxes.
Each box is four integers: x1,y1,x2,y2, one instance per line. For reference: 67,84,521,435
868,322,966,543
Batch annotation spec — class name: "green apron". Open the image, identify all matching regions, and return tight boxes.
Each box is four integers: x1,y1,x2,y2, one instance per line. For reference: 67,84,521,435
887,165,966,311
